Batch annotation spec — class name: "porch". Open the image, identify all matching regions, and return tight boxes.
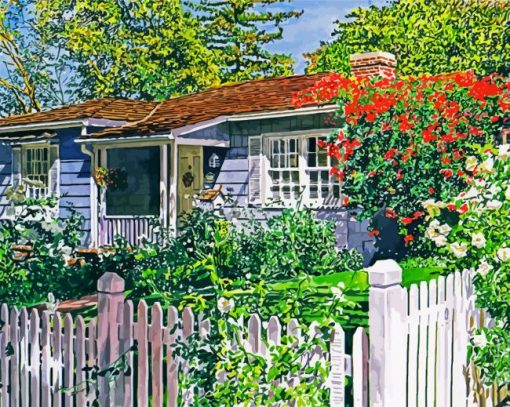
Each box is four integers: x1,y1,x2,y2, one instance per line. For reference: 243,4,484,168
91,140,226,247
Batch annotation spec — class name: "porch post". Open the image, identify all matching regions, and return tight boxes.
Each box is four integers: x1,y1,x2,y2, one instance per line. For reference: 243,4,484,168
169,141,178,235
89,145,99,247
160,144,168,229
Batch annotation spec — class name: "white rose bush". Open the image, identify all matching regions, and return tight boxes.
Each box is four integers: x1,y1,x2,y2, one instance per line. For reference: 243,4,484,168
423,144,510,384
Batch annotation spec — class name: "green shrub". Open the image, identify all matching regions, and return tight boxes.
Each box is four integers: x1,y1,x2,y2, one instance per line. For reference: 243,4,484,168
0,202,99,305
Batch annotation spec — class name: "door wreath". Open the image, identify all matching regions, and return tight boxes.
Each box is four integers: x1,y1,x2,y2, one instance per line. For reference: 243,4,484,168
182,171,194,188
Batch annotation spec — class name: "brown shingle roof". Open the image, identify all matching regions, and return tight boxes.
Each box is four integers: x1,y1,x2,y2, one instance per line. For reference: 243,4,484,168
83,73,330,139
0,98,157,129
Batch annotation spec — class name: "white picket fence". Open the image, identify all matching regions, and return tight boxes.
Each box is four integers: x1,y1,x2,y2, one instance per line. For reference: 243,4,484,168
0,260,507,406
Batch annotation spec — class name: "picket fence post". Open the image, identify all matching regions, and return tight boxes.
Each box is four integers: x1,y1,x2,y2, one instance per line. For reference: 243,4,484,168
97,272,125,406
367,259,407,407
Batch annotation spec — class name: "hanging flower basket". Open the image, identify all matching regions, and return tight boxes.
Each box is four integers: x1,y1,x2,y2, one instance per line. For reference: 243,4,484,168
93,166,128,191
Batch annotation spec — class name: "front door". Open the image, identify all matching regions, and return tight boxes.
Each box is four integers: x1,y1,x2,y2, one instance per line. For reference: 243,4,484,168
178,145,203,215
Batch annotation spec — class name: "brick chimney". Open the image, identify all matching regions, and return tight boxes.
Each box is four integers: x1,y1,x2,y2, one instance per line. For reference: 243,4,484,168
349,51,397,79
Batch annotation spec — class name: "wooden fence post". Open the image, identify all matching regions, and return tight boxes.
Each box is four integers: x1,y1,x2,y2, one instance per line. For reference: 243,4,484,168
97,272,125,406
367,259,407,407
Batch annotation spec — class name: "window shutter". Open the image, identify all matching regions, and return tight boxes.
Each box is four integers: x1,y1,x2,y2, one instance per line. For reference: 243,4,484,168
48,145,59,195
11,147,21,187
248,136,263,205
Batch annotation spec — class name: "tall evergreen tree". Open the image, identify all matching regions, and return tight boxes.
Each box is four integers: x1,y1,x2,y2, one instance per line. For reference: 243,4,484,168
188,0,303,83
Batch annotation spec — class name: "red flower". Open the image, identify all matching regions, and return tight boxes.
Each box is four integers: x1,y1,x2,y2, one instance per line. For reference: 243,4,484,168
385,209,397,219
401,217,413,225
404,234,414,245
317,139,327,148
368,171,376,177
413,211,425,219
396,169,404,180
491,115,499,123
459,203,469,214
440,169,453,179
384,149,397,160
447,204,457,211
342,196,350,206
428,187,435,194
469,127,483,136
369,229,380,237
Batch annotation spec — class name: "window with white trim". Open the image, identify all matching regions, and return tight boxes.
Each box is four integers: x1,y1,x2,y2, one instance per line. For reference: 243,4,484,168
264,134,341,206
22,145,50,186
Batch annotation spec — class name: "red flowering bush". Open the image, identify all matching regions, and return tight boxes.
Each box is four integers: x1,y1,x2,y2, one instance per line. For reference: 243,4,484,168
294,71,509,245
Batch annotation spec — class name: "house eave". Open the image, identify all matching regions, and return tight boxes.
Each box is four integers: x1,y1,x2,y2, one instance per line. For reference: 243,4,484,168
0,118,126,135
76,133,175,145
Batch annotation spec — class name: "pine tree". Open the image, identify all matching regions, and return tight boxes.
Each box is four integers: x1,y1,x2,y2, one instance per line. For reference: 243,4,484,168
188,0,303,83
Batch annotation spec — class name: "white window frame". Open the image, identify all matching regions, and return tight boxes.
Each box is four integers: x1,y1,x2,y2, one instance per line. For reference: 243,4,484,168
22,143,51,186
261,130,342,207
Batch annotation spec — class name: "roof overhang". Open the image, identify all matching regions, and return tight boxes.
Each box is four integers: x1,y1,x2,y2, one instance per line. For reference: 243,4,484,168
79,104,339,145
0,117,126,135
76,133,175,145
175,104,338,137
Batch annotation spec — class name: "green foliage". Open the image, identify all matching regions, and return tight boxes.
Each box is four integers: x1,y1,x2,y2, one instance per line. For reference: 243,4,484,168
187,0,302,82
306,0,510,77
172,312,332,405
422,146,510,384
0,202,100,305
36,0,221,100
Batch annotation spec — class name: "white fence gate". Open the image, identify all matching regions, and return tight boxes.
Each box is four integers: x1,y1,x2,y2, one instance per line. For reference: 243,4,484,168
368,260,508,407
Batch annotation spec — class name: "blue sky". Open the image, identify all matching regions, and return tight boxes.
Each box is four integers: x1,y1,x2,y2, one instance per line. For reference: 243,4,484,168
266,0,388,72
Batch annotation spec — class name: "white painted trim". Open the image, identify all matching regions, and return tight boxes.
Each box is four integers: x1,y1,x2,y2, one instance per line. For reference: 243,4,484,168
160,144,168,228
80,141,97,247
175,138,229,147
76,134,174,145
83,118,126,128
0,118,127,135
169,141,178,234
103,215,157,220
0,119,85,133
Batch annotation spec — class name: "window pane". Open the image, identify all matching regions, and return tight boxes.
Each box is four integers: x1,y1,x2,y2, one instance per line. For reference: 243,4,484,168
106,147,160,216
308,137,316,153
290,154,298,168
318,152,328,167
310,185,318,199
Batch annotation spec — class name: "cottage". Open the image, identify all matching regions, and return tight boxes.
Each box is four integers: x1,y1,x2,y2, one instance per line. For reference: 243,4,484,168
0,52,398,261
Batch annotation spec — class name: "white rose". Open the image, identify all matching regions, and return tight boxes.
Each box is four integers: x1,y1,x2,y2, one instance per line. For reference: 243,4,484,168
497,247,510,262
478,156,494,174
476,260,492,276
438,223,451,236
465,156,478,172
464,187,479,199
472,332,487,348
433,235,448,247
498,144,510,161
217,297,234,314
486,200,502,210
471,233,486,249
450,242,468,258
425,225,440,240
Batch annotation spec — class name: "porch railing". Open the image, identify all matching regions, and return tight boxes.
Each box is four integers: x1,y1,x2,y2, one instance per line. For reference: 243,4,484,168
98,216,157,247
25,185,50,200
